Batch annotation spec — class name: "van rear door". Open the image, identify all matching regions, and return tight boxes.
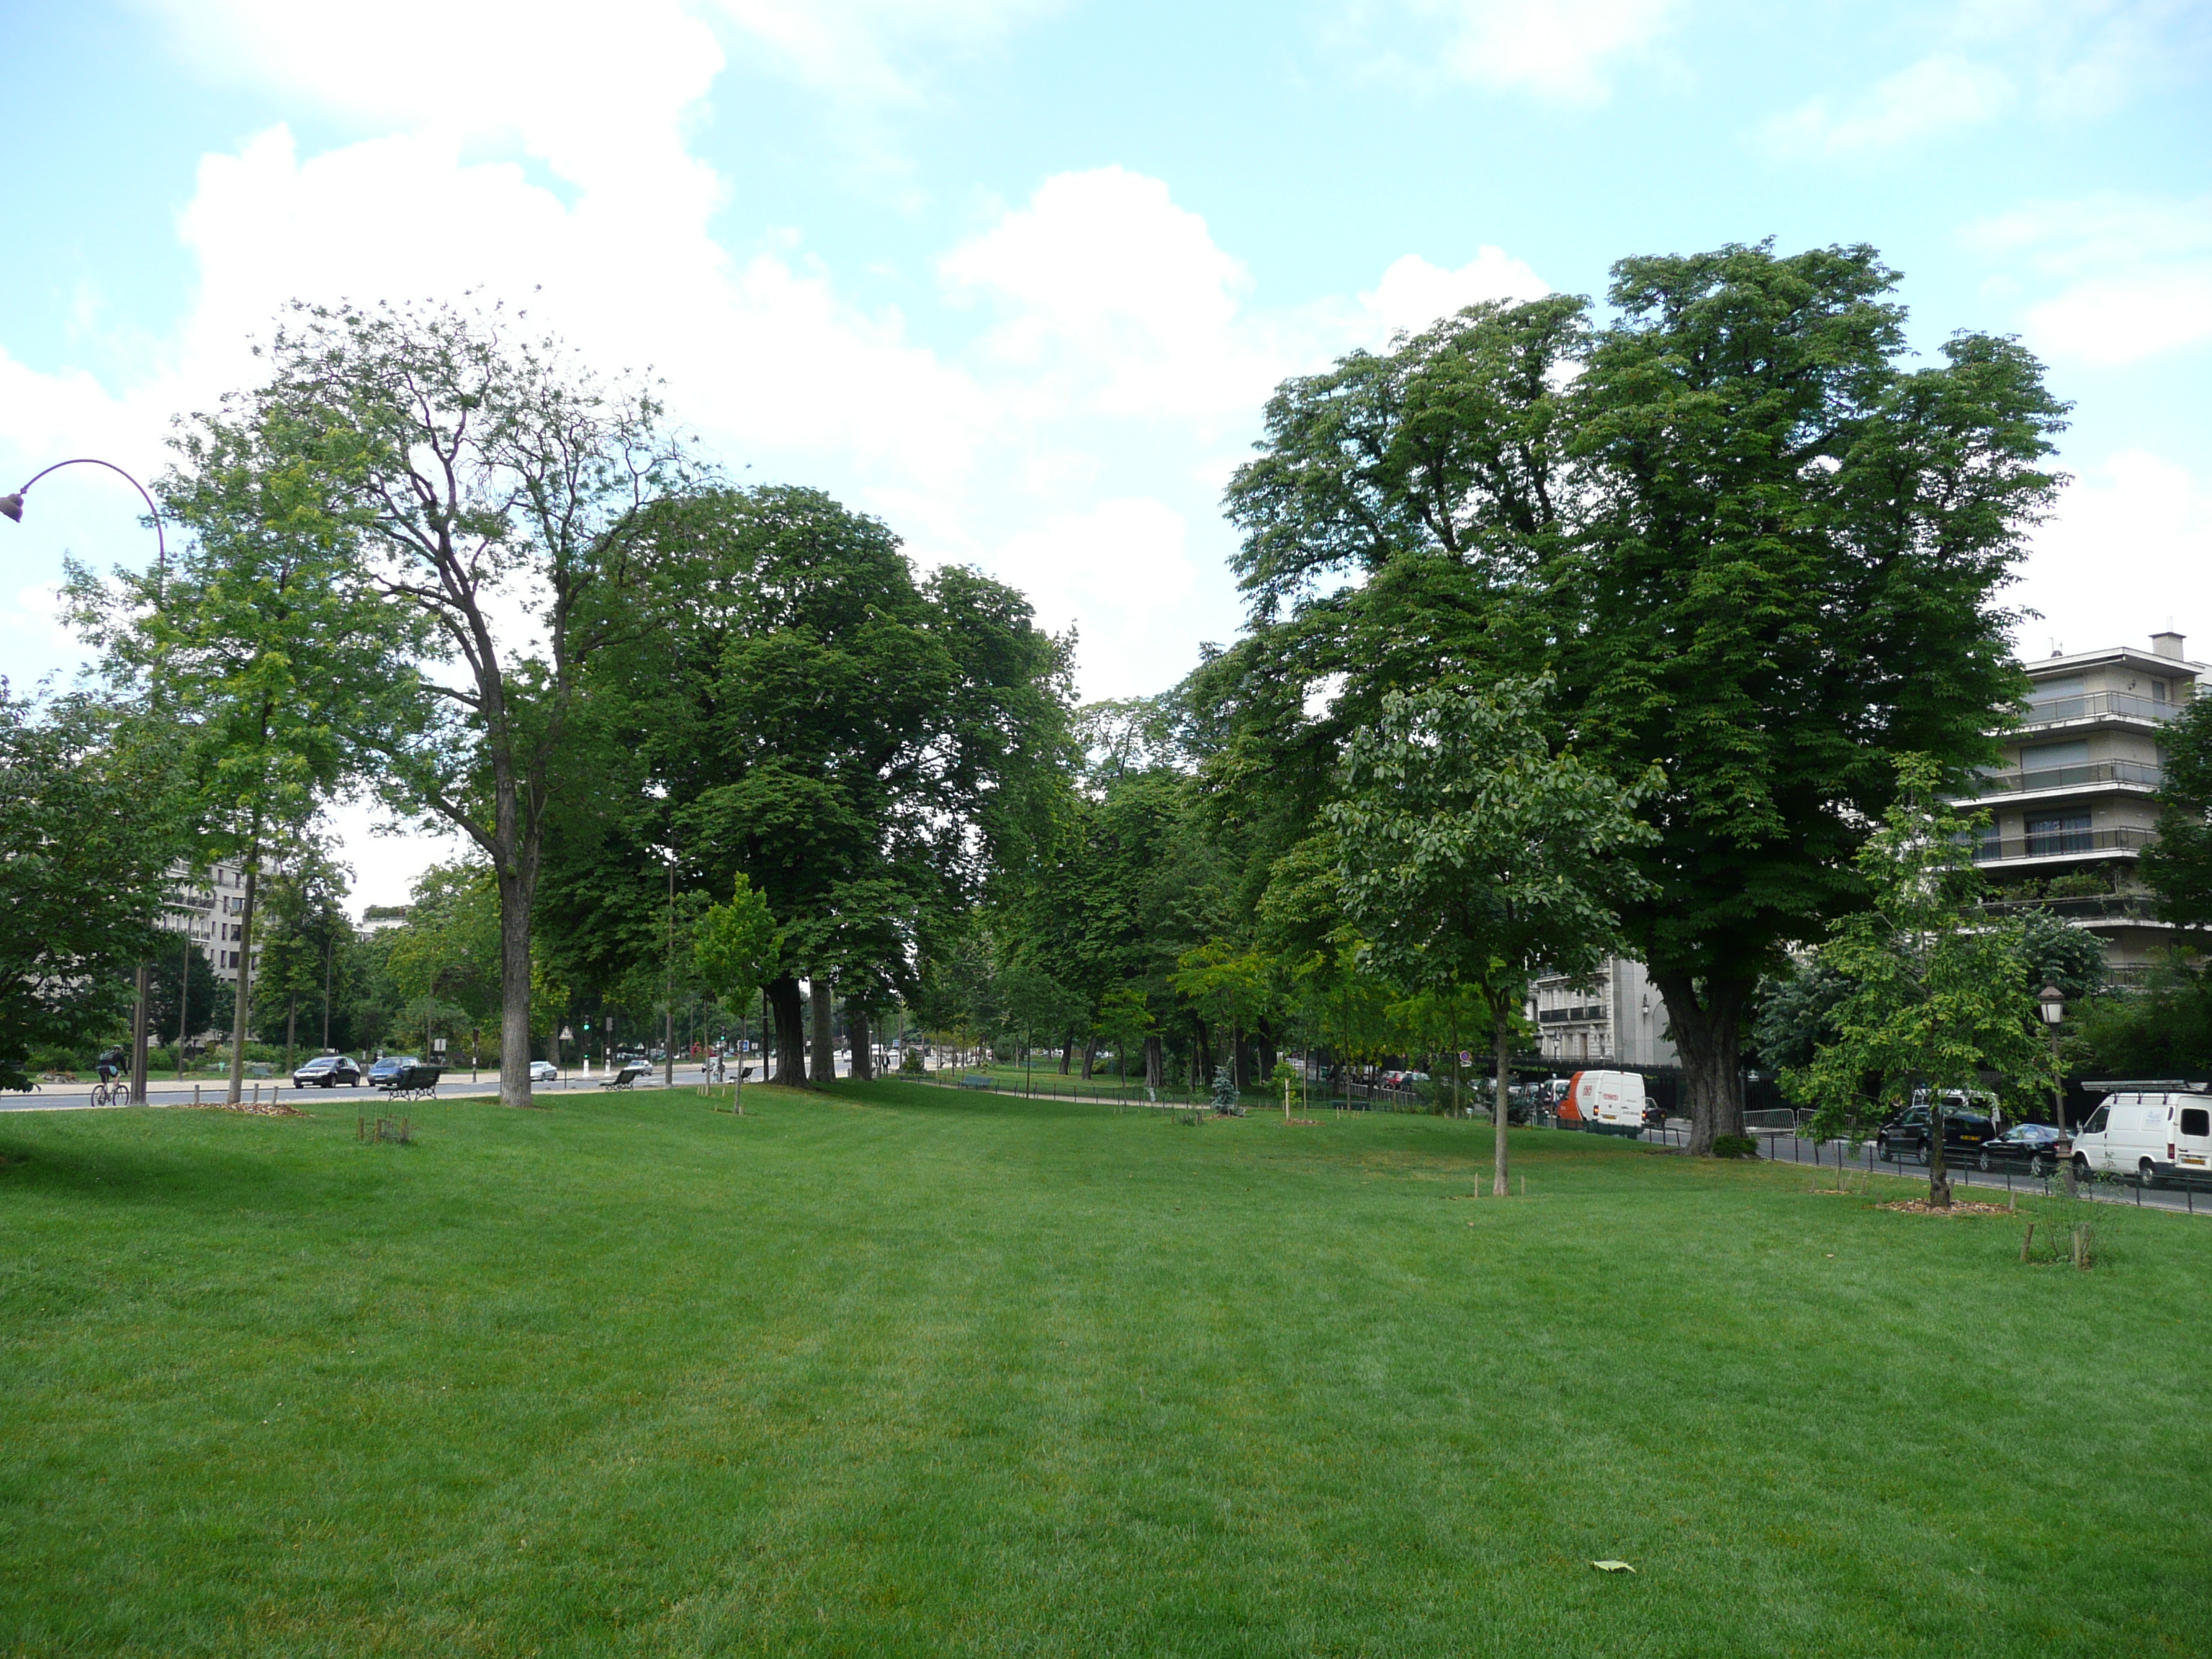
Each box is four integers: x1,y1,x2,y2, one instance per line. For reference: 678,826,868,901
2175,1101,2212,1179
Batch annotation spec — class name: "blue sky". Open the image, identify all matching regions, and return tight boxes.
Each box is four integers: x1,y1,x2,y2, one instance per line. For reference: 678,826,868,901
5,0,2209,905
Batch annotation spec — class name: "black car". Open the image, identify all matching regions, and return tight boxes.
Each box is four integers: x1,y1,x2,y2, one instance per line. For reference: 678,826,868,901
1975,1122,2071,1177
292,1053,363,1089
1876,1101,1997,1163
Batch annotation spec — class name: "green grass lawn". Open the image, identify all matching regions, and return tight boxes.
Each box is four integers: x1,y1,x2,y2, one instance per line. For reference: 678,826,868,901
2,1082,2205,1657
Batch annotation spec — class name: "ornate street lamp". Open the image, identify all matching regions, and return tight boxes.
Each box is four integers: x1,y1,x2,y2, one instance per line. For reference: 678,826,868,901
2,457,168,1105
2038,984,2074,1194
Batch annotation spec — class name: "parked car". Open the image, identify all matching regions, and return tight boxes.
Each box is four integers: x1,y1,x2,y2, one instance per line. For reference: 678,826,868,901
2069,1089,2212,1186
1975,1122,2069,1176
525,1059,557,1083
366,1055,421,1088
1876,1098,1997,1163
292,1053,362,1089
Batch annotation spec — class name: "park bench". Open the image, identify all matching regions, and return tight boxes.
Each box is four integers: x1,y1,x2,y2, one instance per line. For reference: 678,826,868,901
600,1062,652,1091
958,1074,995,1090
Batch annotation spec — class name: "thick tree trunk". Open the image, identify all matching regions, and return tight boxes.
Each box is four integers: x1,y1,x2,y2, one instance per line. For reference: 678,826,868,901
1059,1035,1074,1075
768,976,806,1084
225,856,260,1105
810,976,836,1087
849,1009,873,1082
1493,997,1513,1197
495,859,537,1107
1080,1035,1097,1079
1927,1113,1954,1208
1143,1033,1163,1091
1653,972,1750,1154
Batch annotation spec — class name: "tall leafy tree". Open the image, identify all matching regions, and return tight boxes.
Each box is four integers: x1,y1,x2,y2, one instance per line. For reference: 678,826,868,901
541,485,1071,1089
225,299,691,1106
1331,678,1657,1194
66,397,405,1103
1218,247,2067,1153
1787,757,2054,1207
0,686,188,1089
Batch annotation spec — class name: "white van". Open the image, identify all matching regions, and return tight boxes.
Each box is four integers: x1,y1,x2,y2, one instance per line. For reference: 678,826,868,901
1558,1069,1647,1137
2069,1090,2212,1185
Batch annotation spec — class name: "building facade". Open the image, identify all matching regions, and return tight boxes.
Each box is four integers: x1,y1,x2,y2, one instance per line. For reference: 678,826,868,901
158,860,264,1022
1526,956,1678,1069
1953,631,2202,979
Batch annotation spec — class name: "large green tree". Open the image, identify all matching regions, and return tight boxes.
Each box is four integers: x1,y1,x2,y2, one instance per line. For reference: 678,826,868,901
0,687,188,1089
539,485,1071,1089
1217,245,2067,1153
1331,677,1657,1193
217,300,691,1107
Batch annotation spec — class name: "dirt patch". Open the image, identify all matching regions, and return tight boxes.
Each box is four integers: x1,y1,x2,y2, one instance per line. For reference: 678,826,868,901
195,1100,310,1118
1876,1197,2013,1216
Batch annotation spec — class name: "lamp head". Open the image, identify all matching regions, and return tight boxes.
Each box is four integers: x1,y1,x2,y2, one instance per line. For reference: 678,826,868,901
0,493,22,523
2038,984,2065,1025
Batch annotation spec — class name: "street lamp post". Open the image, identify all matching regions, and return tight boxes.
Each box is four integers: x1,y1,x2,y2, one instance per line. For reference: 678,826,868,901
3,458,169,1107
2038,984,2074,1195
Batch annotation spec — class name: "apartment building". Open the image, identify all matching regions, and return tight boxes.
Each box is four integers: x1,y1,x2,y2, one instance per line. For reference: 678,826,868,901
1525,956,1678,1069
159,860,264,991
1954,630,2202,979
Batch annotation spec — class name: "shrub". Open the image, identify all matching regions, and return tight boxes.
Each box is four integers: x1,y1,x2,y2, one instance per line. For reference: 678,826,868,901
1711,1133,1760,1159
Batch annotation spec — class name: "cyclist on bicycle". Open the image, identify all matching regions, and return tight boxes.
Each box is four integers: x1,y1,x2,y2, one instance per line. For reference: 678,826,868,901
96,1045,127,1084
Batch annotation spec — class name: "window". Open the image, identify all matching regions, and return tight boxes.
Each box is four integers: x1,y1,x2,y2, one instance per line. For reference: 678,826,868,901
2025,812,2092,856
2182,1108,2208,1139
2082,1105,2109,1135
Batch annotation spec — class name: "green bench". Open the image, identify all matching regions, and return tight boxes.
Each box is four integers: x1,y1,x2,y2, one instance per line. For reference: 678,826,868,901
958,1074,995,1090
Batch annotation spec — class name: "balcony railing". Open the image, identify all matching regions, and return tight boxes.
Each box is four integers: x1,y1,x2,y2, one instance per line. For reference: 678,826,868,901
1977,894,2163,922
1972,826,2157,863
2016,691,2182,729
1966,760,2164,797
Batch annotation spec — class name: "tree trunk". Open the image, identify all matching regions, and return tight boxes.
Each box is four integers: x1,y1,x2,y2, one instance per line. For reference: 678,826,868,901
495,858,537,1107
1927,1111,1954,1208
1143,1033,1163,1091
225,855,260,1105
1493,996,1513,1197
1080,1035,1097,1079
1653,972,1749,1154
284,993,297,1079
1059,1033,1074,1075
1256,1022,1278,1085
1192,1015,1211,1088
850,1009,873,1082
810,976,836,1087
768,976,806,1084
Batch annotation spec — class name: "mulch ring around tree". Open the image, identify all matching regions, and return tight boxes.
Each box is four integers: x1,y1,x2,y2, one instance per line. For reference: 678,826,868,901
190,1099,311,1118
1877,1197,2015,1216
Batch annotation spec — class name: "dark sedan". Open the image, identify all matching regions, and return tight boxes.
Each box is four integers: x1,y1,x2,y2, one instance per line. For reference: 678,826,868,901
1975,1122,2071,1177
1876,1102,1997,1163
292,1053,363,1089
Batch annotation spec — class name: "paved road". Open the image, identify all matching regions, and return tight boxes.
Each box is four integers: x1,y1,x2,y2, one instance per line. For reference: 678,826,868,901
0,1069,756,1113
1637,1120,2212,1218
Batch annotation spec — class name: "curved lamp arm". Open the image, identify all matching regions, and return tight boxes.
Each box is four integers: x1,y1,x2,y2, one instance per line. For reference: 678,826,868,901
1,456,167,577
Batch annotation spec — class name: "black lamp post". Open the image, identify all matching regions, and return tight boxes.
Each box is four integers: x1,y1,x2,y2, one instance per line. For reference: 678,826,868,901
2038,984,2074,1194
3,457,168,1106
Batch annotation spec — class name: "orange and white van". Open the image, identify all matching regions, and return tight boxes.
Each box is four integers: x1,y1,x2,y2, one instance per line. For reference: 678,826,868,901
1557,1069,1647,1137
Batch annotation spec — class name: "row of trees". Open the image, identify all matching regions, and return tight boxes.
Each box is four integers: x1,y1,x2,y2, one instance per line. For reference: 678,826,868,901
9,240,2206,1172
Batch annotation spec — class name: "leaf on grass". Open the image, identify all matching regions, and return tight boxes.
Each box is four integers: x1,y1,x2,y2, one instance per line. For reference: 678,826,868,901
1591,1560,1636,1573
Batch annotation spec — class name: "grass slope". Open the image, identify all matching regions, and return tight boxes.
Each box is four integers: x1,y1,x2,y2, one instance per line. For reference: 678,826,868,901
1,1082,2205,1657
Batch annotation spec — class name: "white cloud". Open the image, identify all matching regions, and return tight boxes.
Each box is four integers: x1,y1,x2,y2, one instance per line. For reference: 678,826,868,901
1364,0,1676,102
2016,449,2212,657
1966,193,2212,364
711,0,1063,104
941,166,1280,423
996,496,1201,693
1359,247,1552,338
1755,0,2208,160
1759,53,2013,158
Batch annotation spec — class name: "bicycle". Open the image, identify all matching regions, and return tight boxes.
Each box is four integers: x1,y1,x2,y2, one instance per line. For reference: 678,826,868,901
89,1076,128,1107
